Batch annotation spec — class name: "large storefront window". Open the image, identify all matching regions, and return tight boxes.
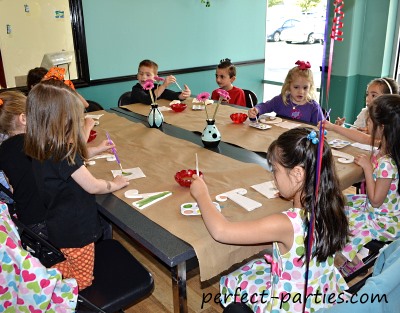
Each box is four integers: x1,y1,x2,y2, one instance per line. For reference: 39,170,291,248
264,0,327,102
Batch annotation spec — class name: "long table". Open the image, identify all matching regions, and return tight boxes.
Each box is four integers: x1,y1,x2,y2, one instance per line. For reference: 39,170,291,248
91,107,364,313
90,111,276,313
116,99,364,190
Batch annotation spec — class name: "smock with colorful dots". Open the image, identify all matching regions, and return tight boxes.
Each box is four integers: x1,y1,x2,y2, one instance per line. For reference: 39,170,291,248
342,153,400,261
219,208,348,312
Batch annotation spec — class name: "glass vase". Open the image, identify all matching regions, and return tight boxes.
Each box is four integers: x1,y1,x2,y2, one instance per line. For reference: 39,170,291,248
201,119,221,148
147,103,164,128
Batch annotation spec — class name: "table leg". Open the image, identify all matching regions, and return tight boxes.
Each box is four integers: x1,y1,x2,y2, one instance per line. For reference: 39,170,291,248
172,262,188,313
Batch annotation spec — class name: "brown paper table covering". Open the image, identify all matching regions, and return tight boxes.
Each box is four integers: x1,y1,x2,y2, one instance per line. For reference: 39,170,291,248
89,111,365,281
88,111,294,281
121,100,364,189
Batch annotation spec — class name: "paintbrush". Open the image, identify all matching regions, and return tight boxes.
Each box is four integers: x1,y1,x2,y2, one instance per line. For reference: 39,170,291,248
175,81,183,91
195,153,199,176
343,122,358,128
249,94,259,123
105,132,131,176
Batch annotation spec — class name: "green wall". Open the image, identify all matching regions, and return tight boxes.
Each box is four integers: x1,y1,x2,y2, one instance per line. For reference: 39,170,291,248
78,0,267,109
78,0,399,117
326,0,398,123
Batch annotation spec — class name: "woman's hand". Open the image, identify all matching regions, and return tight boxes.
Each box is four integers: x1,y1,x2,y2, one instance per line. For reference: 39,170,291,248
248,107,259,119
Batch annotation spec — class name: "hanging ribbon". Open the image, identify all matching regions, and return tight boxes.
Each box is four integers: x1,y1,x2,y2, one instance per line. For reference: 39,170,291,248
325,0,345,106
302,109,330,313
302,3,344,312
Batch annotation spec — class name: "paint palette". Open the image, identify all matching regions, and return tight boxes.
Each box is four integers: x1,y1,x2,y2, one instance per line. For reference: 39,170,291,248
249,122,272,130
329,139,351,149
180,202,221,216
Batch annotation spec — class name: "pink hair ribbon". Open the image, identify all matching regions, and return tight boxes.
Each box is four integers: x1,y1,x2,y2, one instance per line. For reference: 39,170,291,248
302,109,330,313
295,60,311,70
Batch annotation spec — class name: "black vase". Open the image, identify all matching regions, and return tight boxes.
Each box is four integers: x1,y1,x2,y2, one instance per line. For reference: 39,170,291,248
147,103,164,128
201,119,221,148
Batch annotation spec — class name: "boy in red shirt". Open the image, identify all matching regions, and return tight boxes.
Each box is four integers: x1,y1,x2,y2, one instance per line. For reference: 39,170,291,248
211,58,246,107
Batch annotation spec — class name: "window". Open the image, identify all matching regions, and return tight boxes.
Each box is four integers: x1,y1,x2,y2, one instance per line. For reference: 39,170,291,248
264,1,327,102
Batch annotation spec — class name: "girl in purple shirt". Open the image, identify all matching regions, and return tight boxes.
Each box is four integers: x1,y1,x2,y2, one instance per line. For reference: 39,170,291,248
248,60,323,124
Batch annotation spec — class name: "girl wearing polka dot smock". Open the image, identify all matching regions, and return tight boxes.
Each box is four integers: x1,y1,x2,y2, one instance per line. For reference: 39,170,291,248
337,94,400,277
190,127,349,312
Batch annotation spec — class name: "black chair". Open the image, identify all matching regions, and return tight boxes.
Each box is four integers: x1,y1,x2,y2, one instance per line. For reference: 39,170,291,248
243,89,258,108
12,217,66,268
344,239,391,287
118,91,132,107
11,212,154,312
86,100,104,112
223,302,254,313
77,239,154,312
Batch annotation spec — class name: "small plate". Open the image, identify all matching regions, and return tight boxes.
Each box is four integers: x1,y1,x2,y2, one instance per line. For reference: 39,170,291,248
181,202,221,216
329,139,351,149
249,122,272,130
192,104,205,111
259,117,283,124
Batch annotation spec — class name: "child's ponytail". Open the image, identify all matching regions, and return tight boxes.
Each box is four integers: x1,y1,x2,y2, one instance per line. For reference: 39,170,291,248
267,127,349,262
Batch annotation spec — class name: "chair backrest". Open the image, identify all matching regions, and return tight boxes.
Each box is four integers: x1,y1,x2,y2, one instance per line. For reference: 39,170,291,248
12,217,66,267
242,89,258,108
86,100,104,112
223,302,254,313
78,239,154,312
15,217,154,312
315,239,400,312
118,91,132,107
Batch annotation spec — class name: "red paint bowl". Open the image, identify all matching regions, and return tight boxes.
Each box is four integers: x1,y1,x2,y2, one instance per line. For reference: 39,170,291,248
170,103,187,112
175,169,203,187
230,113,248,124
87,130,97,143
